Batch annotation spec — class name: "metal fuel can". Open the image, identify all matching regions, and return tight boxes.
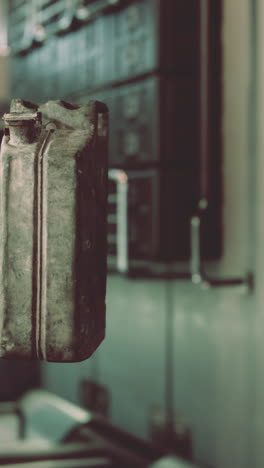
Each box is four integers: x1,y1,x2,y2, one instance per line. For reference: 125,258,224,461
0,99,108,362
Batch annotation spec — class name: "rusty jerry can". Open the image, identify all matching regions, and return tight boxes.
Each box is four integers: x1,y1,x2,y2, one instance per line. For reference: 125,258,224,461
0,99,108,362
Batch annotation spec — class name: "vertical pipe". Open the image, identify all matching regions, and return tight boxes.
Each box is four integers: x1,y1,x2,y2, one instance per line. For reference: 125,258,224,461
165,278,174,435
117,172,129,273
199,0,209,207
191,216,202,283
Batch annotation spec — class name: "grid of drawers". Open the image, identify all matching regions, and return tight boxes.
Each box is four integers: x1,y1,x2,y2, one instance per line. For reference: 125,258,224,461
9,0,199,94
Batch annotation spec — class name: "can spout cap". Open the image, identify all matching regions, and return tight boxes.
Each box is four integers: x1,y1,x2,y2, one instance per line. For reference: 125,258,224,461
2,112,42,145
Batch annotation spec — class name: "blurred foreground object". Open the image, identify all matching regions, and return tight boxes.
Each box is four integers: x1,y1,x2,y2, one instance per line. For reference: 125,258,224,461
0,99,108,362
0,389,199,467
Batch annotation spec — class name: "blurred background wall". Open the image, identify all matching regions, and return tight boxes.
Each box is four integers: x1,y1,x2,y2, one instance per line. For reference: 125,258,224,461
1,0,262,467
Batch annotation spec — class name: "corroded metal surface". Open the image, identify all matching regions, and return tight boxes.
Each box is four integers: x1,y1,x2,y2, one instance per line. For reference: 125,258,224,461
0,99,108,362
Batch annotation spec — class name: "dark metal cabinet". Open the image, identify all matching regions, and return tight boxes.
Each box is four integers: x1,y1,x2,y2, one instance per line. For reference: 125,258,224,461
8,0,222,263
127,170,198,260
108,169,198,260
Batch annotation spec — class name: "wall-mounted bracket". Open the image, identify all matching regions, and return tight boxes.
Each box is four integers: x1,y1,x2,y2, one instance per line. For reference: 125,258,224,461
190,214,254,292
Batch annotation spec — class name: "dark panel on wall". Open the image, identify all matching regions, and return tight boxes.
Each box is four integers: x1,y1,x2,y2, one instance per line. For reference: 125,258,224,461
8,0,222,261
108,169,198,260
90,77,199,170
